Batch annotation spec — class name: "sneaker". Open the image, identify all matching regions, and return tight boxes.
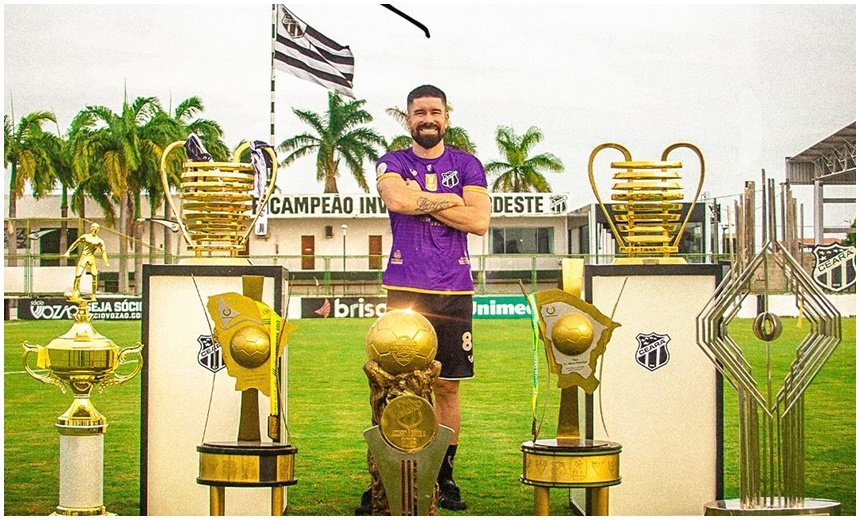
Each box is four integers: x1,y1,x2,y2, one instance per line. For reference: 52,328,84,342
355,488,372,516
438,479,468,511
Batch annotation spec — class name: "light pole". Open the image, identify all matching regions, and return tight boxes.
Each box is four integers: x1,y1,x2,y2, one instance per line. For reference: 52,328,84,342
341,224,348,295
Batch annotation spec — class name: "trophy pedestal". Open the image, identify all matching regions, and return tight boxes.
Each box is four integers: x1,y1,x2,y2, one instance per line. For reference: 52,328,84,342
142,265,288,515
585,264,722,515
197,442,297,516
704,498,841,516
521,439,621,516
56,429,108,515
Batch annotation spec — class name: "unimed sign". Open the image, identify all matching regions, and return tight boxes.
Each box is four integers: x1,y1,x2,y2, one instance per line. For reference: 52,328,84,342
471,296,531,319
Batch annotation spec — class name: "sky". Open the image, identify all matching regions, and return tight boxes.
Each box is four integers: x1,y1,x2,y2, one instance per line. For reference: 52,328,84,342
3,3,856,231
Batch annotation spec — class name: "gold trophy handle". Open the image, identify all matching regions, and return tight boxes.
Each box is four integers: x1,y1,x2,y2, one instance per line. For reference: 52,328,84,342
587,143,633,251
22,342,66,394
662,143,706,248
232,142,279,245
159,140,196,246
99,343,144,392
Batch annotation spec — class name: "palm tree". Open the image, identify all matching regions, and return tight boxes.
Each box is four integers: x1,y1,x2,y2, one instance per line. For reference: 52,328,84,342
41,112,96,263
279,92,386,193
384,105,477,154
485,126,563,193
4,110,58,265
78,95,167,292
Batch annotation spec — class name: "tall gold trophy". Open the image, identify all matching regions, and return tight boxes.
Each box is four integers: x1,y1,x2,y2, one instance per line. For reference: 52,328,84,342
520,260,622,515
363,310,454,515
22,263,142,515
588,143,705,264
196,279,298,515
159,140,278,261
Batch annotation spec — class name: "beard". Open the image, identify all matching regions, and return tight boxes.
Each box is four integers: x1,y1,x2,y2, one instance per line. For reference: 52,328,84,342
411,124,446,149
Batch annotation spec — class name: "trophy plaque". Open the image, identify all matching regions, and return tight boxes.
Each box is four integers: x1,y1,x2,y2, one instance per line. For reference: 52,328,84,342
697,179,842,515
22,274,142,515
196,280,298,516
588,142,705,264
159,139,277,261
520,264,622,516
363,309,454,516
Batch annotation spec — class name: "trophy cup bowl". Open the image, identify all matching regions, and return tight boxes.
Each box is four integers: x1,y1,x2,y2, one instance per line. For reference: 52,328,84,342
23,317,143,426
587,142,705,263
159,140,278,258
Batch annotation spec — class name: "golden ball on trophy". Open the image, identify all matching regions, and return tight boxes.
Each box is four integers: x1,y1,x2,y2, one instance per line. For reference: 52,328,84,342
551,312,595,356
366,309,438,374
229,325,271,368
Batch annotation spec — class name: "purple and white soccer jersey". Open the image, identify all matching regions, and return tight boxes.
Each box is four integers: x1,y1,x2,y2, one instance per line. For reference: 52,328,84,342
376,147,488,294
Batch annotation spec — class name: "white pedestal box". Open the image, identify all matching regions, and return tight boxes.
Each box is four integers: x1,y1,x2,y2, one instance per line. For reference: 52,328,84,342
141,264,289,516
585,264,723,516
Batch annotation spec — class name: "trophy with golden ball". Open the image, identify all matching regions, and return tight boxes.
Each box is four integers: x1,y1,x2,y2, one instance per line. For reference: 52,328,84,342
195,285,298,515
363,309,454,515
520,260,622,516
159,139,278,262
22,252,142,515
588,142,705,264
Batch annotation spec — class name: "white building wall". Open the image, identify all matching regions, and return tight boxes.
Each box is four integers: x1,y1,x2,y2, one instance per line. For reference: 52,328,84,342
7,193,570,271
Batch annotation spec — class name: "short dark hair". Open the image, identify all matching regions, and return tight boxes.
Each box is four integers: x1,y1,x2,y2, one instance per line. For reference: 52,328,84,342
407,84,447,108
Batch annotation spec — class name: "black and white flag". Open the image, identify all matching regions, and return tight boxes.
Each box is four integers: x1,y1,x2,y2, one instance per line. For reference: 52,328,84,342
273,5,355,98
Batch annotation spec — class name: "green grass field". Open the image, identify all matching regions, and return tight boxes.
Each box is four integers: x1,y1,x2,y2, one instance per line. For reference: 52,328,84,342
4,317,855,515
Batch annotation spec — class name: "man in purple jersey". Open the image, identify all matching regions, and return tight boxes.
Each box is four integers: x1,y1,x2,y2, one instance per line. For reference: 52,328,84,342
356,85,490,514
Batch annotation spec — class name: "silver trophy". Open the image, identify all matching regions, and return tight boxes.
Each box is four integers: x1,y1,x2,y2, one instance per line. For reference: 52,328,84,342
697,179,842,515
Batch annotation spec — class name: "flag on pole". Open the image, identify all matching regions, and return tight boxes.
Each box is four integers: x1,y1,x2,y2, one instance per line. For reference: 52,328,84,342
273,5,355,98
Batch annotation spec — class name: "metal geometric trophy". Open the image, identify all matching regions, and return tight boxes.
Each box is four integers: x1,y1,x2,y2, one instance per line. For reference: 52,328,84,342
588,142,705,264
697,179,842,515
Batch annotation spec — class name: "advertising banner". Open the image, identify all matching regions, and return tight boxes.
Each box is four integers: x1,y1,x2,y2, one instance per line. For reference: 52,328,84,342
18,297,142,320
300,295,532,320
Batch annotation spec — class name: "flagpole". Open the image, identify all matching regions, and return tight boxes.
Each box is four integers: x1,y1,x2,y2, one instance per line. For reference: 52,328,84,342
270,4,277,147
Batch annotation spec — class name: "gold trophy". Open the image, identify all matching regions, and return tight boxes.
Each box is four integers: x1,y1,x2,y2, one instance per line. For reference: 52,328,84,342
22,263,142,515
363,309,454,515
159,140,277,261
520,260,622,515
196,277,298,515
588,143,705,264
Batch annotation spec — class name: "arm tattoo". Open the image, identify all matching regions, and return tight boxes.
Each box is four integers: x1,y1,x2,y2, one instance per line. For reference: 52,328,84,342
416,197,455,213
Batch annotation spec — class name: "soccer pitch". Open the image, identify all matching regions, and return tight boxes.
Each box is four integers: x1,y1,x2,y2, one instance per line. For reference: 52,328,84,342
4,317,855,516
